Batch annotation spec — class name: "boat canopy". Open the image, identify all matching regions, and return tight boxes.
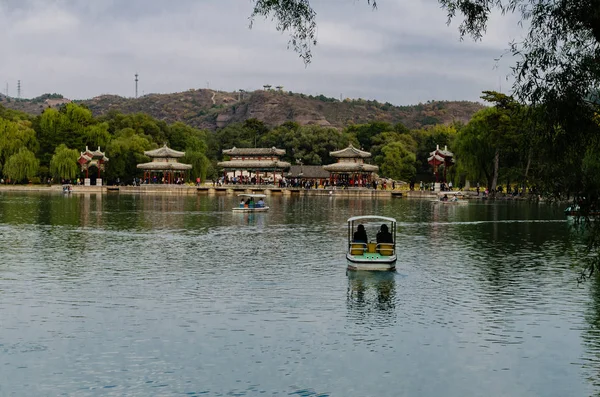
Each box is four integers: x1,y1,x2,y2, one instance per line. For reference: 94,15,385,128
238,193,267,198
347,215,396,223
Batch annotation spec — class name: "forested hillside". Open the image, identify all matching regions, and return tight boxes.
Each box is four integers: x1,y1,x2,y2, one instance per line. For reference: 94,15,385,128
0,89,485,131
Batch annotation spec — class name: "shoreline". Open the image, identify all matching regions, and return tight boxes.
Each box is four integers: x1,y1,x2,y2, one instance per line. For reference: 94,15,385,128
0,184,533,200
0,184,399,197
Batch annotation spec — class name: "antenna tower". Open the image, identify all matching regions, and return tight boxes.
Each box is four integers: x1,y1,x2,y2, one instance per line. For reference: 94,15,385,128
17,80,21,99
135,73,139,98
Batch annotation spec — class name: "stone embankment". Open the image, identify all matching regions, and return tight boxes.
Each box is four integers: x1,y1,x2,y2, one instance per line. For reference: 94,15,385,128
0,184,398,198
0,185,529,200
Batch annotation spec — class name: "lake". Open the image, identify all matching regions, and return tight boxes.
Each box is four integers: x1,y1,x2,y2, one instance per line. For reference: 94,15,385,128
1,191,599,396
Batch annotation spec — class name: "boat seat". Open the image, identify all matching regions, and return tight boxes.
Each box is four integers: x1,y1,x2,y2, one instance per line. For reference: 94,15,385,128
378,243,394,256
350,243,366,256
367,243,377,253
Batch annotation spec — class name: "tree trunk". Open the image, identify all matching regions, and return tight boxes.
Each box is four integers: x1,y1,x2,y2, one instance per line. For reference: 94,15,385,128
523,150,531,195
491,148,499,198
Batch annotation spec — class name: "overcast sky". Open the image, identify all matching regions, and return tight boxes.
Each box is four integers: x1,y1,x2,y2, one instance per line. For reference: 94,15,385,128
0,0,524,105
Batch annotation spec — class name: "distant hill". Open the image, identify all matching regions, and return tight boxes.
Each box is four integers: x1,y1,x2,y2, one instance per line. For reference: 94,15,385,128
0,89,486,130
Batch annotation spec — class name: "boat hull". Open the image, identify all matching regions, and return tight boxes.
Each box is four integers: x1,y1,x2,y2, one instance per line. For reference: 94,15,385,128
433,200,468,205
232,206,269,212
346,253,397,271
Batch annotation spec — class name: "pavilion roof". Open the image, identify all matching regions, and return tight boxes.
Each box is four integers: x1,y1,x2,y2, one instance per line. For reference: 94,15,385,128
222,147,286,156
429,144,454,158
217,159,291,170
329,144,372,158
144,144,186,158
323,163,378,173
428,154,445,164
80,146,109,162
137,162,192,171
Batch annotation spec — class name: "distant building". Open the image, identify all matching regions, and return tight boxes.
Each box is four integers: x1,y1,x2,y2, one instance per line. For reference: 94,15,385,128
323,144,378,187
45,98,71,108
218,147,291,183
78,146,109,186
137,144,192,184
428,144,454,182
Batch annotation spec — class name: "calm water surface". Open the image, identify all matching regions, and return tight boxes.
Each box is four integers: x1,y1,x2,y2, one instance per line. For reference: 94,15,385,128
1,192,599,396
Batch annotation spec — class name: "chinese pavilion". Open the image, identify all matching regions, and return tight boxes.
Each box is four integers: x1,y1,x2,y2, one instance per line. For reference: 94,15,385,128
137,144,192,184
217,147,291,183
323,145,378,187
427,145,454,182
78,146,109,185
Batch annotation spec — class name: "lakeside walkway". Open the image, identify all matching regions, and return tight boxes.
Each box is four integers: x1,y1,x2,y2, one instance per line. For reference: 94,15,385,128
0,184,400,197
0,184,529,200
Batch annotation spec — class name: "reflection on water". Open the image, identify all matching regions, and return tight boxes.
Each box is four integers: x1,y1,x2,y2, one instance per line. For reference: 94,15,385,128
346,270,397,326
0,192,598,396
583,278,600,388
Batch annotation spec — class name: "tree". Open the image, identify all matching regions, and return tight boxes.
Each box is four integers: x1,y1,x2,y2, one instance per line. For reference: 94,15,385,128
370,131,417,163
452,108,498,189
84,122,111,149
50,144,80,181
37,108,64,166
259,123,348,165
182,128,211,182
376,141,416,181
105,128,155,182
102,111,169,144
344,122,393,152
478,91,521,194
184,150,210,183
0,118,39,170
3,148,39,183
243,118,269,148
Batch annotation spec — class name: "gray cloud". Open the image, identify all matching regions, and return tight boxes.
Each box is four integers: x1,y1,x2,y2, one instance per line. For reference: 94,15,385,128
0,0,524,105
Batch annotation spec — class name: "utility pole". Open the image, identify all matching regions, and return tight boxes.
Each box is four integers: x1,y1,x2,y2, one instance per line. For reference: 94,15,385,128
5,82,7,97
135,73,139,98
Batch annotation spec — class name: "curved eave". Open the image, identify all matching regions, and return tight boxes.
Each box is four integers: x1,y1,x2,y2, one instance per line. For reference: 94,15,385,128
137,162,192,170
330,145,372,158
429,149,454,158
222,147,286,156
217,160,291,169
144,145,186,158
323,163,378,172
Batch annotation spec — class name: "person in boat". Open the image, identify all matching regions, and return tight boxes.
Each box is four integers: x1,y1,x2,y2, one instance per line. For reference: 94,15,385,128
441,194,449,202
376,224,393,244
256,198,265,208
353,224,368,243
240,199,245,208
